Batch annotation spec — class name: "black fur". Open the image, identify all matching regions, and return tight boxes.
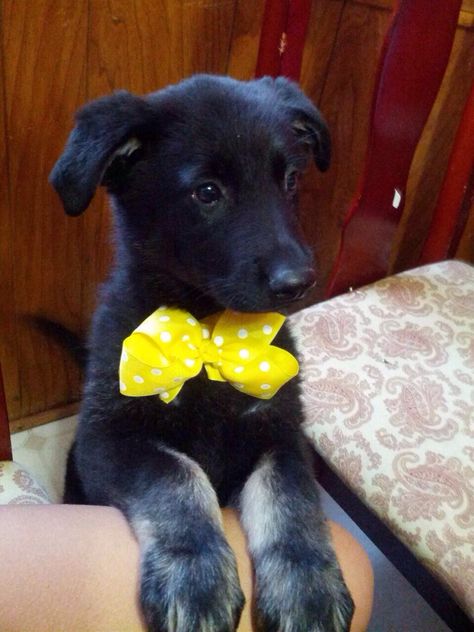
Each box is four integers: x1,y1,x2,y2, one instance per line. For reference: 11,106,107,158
51,75,353,632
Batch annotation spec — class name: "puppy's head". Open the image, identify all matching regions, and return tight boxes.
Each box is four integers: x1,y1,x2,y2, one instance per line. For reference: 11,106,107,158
51,75,330,312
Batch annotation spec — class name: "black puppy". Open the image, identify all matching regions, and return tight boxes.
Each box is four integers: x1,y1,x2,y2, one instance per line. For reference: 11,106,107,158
50,75,353,632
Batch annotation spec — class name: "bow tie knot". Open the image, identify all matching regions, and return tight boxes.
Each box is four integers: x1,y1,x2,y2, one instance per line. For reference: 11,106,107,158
119,307,299,403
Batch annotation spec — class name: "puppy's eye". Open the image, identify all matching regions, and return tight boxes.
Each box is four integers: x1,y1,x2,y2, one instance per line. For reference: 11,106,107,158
192,182,223,206
285,171,299,194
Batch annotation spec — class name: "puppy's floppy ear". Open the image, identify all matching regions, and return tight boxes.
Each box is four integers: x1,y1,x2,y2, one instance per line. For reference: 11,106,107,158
50,90,153,216
272,77,331,172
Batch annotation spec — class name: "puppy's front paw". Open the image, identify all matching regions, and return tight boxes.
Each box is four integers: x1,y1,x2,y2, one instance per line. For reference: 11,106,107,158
254,546,354,632
139,535,244,632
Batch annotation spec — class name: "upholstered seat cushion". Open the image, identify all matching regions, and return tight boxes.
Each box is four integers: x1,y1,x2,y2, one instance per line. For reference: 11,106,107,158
290,260,474,618
0,461,50,505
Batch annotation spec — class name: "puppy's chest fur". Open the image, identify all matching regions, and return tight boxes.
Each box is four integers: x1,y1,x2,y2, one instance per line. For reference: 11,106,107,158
84,291,303,505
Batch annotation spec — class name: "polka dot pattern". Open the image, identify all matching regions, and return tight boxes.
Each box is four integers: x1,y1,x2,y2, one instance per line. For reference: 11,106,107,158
119,307,298,403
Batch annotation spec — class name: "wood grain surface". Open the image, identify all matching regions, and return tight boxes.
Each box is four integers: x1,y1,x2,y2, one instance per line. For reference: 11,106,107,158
2,0,88,423
0,0,472,429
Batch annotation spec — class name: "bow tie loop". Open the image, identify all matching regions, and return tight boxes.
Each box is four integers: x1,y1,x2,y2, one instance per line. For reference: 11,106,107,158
119,307,299,403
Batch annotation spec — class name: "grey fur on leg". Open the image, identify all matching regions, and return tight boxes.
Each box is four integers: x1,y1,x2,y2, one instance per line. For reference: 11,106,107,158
138,532,244,632
128,447,244,632
240,453,354,632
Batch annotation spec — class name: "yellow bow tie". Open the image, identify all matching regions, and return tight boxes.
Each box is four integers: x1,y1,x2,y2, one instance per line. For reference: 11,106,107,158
119,307,299,403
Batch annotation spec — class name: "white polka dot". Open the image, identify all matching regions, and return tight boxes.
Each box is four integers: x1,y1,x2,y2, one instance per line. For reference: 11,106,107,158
173,377,183,383
213,335,224,347
239,348,250,360
260,383,272,390
184,358,195,368
237,328,248,339
133,375,145,384
202,328,210,339
232,383,244,389
120,381,127,391
234,366,244,374
160,331,172,343
161,392,170,399
159,315,170,322
186,317,197,326
263,324,273,335
153,387,165,394
187,343,197,351
121,351,128,362
259,361,270,372
182,334,190,342
158,305,167,311
151,368,162,375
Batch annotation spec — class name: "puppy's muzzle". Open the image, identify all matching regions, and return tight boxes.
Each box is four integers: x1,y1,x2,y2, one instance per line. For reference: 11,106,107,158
268,264,317,303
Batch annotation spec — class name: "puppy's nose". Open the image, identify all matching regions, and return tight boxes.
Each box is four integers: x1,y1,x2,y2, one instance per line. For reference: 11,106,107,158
268,266,316,302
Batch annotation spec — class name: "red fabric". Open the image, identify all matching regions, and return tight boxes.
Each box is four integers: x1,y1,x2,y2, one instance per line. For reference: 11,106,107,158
325,0,462,297
421,80,474,263
281,0,312,80
256,0,312,81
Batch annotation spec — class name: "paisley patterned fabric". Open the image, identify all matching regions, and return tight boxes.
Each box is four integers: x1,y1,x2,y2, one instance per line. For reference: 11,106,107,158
290,260,474,617
0,461,50,505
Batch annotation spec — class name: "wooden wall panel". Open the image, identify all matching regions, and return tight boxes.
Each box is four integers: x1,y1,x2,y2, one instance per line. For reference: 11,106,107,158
300,0,346,103
87,0,237,98
180,0,237,75
88,0,173,96
2,0,88,427
0,8,19,420
227,0,266,79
